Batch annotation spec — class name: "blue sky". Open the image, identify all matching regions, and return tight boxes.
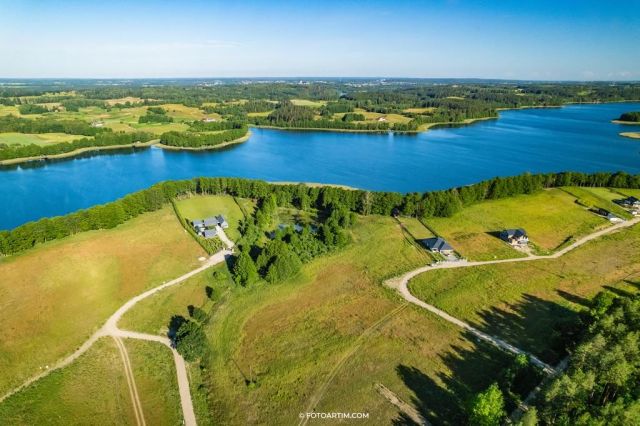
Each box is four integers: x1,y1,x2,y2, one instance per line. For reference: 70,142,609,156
0,0,638,80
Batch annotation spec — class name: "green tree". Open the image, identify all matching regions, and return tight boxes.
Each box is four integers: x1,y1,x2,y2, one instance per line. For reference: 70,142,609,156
468,383,506,426
174,320,207,362
232,251,259,286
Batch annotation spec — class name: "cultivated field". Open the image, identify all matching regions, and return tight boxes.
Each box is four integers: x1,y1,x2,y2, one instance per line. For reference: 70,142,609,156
0,207,205,395
425,188,607,260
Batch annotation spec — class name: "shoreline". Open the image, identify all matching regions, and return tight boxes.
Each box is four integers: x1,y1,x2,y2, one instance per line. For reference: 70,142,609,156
0,139,158,166
612,120,640,125
156,131,251,151
620,132,640,140
1,99,639,165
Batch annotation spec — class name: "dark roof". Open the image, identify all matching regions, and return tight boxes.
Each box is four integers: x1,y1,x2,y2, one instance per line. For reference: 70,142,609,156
422,237,453,252
203,217,218,227
215,215,228,224
202,229,217,238
616,196,639,205
502,228,527,238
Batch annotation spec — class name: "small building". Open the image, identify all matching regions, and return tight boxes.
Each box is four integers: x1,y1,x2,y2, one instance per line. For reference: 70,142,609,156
500,228,529,246
596,208,623,223
215,215,229,229
614,196,640,209
202,117,217,123
202,228,218,239
377,116,387,122
202,217,219,228
91,121,104,128
421,237,454,255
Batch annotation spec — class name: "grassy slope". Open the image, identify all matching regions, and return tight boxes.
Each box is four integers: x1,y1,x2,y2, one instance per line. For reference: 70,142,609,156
0,338,135,425
174,195,254,242
409,224,640,364
0,207,205,395
200,215,510,425
425,188,607,260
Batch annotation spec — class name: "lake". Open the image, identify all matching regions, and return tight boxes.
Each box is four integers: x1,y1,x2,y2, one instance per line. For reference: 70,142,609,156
1,102,640,230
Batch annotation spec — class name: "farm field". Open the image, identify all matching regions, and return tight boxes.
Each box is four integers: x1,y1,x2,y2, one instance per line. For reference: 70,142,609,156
0,207,205,395
409,224,640,365
0,338,136,425
425,188,607,260
0,132,86,146
174,194,254,242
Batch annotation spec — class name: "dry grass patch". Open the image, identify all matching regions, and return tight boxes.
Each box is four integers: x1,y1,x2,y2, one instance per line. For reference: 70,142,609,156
0,207,205,395
0,338,135,425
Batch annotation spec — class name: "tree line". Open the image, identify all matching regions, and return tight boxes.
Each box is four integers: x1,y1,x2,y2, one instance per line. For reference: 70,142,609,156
0,131,154,161
2,171,640,256
0,114,102,136
618,111,640,122
159,126,248,148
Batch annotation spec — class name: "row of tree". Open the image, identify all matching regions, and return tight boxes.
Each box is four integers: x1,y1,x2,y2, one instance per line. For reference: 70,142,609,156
0,114,102,136
159,126,248,148
0,131,154,161
2,171,639,256
618,111,640,122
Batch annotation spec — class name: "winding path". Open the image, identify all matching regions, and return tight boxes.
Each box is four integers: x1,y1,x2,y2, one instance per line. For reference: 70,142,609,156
0,228,236,426
385,217,640,374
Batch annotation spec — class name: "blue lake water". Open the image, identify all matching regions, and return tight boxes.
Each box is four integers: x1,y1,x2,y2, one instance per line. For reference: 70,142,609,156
1,102,640,230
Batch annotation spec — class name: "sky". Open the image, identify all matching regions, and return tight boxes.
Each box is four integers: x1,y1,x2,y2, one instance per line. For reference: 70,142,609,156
0,0,638,80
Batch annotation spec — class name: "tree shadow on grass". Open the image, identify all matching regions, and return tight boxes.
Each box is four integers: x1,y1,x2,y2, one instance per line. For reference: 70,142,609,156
394,336,514,426
556,289,591,307
467,294,579,365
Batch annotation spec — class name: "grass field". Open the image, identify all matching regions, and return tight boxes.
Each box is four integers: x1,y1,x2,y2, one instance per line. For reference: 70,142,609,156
174,195,254,242
409,224,640,364
0,132,86,146
0,338,136,425
290,99,326,108
193,215,514,425
119,264,232,335
125,339,183,425
0,207,205,395
560,186,633,219
424,188,607,260
403,107,437,114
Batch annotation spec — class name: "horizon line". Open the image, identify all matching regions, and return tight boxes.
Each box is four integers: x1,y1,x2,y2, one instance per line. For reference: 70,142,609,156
1,76,639,84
